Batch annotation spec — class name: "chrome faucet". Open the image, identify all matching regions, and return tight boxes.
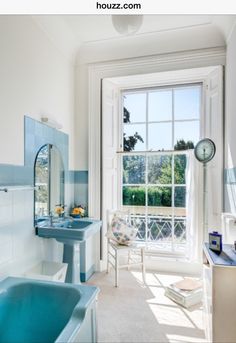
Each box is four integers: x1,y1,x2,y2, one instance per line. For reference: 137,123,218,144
49,212,54,226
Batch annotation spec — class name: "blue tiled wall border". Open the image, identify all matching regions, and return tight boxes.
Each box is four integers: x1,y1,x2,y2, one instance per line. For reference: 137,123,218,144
66,170,88,184
0,164,33,186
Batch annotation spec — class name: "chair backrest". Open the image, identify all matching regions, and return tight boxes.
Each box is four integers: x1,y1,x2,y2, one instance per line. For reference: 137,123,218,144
106,209,130,233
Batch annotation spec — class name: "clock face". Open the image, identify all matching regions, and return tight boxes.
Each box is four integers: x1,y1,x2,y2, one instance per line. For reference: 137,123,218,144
194,138,216,163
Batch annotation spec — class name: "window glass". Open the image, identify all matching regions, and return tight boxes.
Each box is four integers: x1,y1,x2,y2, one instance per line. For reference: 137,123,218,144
174,186,186,207
174,155,187,184
123,186,146,206
123,124,146,151
148,218,172,242
174,219,186,244
123,156,145,184
174,121,199,148
148,155,172,184
148,186,172,207
148,122,172,150
174,86,201,120
123,93,146,123
148,90,172,122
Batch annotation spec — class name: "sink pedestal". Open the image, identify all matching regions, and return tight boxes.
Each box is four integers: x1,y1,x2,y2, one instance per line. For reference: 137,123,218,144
63,243,81,284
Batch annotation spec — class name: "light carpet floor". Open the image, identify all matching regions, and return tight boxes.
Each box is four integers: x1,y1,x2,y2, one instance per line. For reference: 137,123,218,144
88,270,206,343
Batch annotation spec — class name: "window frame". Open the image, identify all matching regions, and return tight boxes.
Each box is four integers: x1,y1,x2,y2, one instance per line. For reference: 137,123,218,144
119,82,203,255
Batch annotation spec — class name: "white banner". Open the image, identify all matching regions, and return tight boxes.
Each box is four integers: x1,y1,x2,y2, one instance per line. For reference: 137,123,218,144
0,0,235,15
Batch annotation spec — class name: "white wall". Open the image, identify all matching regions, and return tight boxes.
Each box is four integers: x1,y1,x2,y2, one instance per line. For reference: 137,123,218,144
75,24,226,170
0,16,75,169
0,16,75,277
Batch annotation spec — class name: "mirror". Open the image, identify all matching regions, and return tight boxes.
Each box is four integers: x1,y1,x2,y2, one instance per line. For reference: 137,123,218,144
34,144,64,222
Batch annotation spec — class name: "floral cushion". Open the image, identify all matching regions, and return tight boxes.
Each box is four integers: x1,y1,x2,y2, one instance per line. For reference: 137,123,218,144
107,216,138,245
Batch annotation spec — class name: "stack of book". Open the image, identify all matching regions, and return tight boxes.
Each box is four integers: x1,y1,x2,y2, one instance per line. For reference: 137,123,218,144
165,278,203,308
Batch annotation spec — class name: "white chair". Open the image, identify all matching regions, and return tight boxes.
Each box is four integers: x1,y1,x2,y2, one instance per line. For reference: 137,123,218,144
106,209,146,287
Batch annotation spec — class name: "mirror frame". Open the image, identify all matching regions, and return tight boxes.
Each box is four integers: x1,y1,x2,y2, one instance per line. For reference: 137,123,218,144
34,144,65,224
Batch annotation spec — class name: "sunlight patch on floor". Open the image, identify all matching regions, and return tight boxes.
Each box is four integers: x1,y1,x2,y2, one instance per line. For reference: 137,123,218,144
88,270,205,343
149,303,195,328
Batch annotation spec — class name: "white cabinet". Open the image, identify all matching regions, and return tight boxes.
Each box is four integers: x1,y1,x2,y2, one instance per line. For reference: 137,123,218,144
203,244,236,342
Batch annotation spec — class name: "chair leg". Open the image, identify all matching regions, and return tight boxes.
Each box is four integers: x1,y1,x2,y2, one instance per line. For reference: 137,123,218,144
115,249,119,287
141,248,146,284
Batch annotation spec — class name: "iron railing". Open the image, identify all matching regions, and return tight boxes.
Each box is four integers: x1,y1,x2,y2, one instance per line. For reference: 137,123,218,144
130,214,186,252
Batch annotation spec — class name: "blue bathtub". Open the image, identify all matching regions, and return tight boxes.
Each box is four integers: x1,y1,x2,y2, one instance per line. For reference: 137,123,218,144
0,277,99,343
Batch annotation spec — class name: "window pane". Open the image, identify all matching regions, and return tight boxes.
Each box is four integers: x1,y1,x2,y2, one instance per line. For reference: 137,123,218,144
130,216,146,240
174,186,186,207
174,121,199,148
123,124,146,151
148,216,172,244
148,155,172,184
148,186,172,207
148,122,172,150
123,93,146,123
123,186,145,206
174,86,201,120
123,155,145,184
174,154,186,184
148,90,172,122
174,218,186,244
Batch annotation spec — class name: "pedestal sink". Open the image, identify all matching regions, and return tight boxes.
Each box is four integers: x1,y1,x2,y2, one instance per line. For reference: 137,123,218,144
36,218,101,284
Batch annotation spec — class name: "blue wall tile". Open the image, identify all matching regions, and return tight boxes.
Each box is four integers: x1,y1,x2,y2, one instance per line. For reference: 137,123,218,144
74,171,88,184
0,164,33,186
65,171,75,184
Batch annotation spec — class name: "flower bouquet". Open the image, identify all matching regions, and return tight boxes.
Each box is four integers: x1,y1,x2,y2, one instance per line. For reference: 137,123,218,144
70,205,85,218
55,204,65,217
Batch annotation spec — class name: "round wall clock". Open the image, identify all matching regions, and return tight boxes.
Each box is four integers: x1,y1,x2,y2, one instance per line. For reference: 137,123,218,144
194,138,216,163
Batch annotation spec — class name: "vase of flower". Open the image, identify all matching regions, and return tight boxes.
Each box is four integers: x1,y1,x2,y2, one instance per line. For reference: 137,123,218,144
71,205,85,218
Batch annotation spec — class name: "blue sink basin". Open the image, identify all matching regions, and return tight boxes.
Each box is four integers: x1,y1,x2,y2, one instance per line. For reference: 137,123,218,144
37,219,101,244
0,277,99,343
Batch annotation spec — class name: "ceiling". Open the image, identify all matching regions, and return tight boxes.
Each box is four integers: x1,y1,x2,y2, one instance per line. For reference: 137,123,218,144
62,15,235,43
33,15,236,62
